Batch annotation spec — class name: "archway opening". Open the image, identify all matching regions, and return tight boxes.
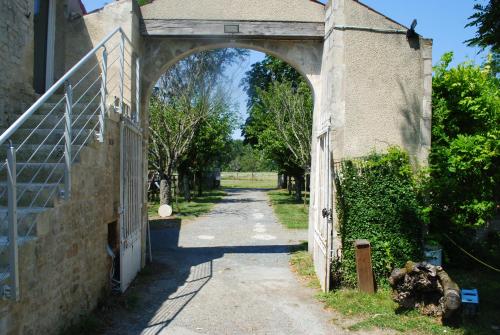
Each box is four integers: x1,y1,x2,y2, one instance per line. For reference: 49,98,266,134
140,46,321,330
145,46,318,212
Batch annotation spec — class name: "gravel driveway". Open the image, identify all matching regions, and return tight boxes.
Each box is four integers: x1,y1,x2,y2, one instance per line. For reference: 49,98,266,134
104,188,345,335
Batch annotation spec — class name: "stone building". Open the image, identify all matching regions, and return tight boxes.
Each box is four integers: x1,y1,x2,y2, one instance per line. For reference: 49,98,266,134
0,0,432,333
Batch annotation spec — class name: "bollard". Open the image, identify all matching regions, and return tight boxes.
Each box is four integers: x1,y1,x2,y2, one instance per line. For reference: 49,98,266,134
354,239,375,293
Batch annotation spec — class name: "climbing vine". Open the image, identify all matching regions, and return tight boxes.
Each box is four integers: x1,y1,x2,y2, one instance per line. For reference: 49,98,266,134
335,148,424,287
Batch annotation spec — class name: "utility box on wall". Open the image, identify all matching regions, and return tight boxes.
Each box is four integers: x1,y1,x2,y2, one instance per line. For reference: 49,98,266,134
354,239,375,293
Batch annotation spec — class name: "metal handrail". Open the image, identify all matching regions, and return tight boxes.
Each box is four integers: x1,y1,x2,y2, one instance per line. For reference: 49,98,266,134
0,27,130,147
0,26,141,301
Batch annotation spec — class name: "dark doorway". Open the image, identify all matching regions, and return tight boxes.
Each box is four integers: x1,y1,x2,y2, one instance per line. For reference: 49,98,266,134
34,0,49,94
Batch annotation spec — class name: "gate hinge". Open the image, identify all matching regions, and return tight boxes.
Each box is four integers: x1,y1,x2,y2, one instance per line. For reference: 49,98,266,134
322,208,333,221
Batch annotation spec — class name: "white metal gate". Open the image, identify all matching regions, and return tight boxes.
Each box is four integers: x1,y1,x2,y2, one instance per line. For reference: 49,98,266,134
119,118,143,292
313,130,333,292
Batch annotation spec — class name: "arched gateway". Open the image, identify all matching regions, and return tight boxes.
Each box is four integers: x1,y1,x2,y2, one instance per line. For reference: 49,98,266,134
0,0,432,332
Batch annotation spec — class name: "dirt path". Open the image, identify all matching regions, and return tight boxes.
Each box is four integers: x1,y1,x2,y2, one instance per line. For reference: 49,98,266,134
104,188,346,335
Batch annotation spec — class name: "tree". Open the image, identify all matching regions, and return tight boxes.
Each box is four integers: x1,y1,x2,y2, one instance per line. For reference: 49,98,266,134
258,81,313,171
241,56,305,145
178,90,236,196
465,0,500,74
241,56,313,199
428,52,500,230
149,49,246,205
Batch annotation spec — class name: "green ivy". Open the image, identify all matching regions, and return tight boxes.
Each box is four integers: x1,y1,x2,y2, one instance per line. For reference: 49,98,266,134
335,148,424,287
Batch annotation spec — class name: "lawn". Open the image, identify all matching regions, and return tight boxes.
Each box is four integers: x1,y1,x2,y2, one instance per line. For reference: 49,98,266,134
268,189,309,229
147,190,226,220
290,246,500,335
221,171,277,189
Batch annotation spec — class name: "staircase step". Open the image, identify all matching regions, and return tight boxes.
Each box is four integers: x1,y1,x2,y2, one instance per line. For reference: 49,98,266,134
0,183,61,207
38,102,101,115
0,144,83,162
0,235,36,247
0,269,9,283
0,163,64,183
0,128,94,146
22,114,99,128
0,207,46,236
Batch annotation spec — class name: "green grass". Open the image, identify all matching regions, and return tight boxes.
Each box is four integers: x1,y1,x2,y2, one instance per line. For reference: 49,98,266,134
148,190,226,220
268,189,309,229
221,171,277,189
290,249,500,335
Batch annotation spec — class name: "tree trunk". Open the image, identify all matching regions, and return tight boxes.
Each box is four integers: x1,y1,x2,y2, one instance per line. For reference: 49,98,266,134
287,176,292,195
294,175,302,201
389,261,461,320
182,174,191,202
159,172,172,205
196,170,203,197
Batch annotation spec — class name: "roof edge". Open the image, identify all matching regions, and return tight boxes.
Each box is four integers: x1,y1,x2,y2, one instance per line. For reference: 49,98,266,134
354,0,410,30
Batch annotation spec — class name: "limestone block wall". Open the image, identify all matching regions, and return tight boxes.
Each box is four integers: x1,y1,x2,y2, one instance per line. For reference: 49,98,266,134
0,114,122,335
0,0,37,126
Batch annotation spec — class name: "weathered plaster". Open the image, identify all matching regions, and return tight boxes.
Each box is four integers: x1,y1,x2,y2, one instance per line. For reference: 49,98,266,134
141,0,325,22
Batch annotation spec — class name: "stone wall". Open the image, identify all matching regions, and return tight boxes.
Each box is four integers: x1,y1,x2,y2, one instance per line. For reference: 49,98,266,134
0,0,37,125
0,113,122,335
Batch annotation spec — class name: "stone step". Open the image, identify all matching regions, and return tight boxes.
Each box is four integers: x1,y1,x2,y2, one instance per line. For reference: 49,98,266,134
0,236,37,267
0,144,82,163
0,268,9,284
21,114,99,129
0,163,65,184
0,207,46,236
0,182,61,207
37,102,101,115
0,128,94,146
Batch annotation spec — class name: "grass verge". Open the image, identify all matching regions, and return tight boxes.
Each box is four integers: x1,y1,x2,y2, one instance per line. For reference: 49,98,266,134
290,247,499,335
221,171,277,189
148,190,226,220
268,189,309,229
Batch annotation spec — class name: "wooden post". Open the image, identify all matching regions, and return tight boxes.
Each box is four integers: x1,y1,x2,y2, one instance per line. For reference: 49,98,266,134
354,239,375,293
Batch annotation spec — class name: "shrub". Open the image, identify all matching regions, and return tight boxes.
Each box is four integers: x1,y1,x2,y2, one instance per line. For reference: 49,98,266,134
335,148,424,287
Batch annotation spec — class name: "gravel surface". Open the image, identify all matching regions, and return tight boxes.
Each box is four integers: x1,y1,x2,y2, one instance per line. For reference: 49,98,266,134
104,188,345,335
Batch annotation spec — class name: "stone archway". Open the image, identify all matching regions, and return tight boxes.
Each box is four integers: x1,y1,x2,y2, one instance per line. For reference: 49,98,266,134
101,0,431,292
139,39,328,286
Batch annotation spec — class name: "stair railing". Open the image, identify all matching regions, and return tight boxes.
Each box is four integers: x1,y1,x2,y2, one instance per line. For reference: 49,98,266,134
0,27,140,301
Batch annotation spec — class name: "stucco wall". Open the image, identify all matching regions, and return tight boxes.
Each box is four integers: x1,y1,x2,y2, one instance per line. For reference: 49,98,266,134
0,0,37,126
310,0,432,262
342,0,432,164
140,0,325,22
0,113,122,335
326,0,432,165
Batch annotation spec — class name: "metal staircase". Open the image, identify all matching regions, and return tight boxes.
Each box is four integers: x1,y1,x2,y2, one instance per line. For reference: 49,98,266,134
0,27,139,301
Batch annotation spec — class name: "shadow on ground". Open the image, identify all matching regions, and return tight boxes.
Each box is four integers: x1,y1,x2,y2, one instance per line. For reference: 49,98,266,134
103,188,300,335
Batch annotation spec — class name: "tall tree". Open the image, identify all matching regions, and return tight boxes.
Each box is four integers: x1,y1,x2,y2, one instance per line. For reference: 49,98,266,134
149,49,246,205
465,0,500,74
178,89,236,196
429,52,500,230
241,56,313,199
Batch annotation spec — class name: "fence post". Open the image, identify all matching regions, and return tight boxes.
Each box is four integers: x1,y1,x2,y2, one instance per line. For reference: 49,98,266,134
119,33,125,114
135,56,140,124
64,81,73,200
6,143,19,301
98,47,108,143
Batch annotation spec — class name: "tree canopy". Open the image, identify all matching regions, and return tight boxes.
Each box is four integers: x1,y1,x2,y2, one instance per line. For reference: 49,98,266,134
149,49,246,204
241,55,313,180
429,52,500,229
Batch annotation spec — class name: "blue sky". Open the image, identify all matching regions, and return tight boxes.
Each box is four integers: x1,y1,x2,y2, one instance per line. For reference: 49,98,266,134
81,0,489,138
